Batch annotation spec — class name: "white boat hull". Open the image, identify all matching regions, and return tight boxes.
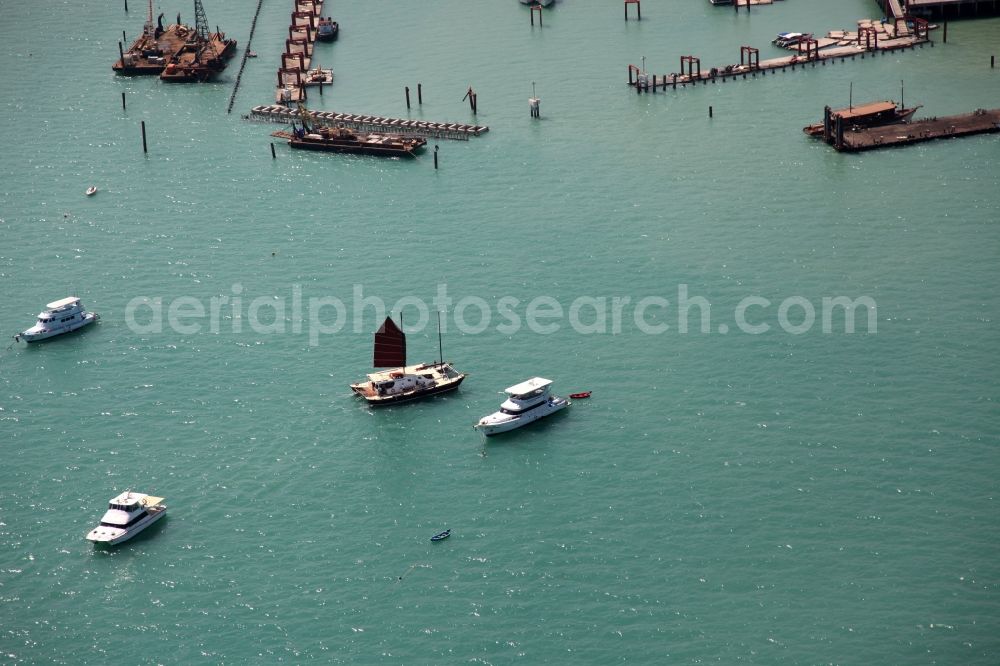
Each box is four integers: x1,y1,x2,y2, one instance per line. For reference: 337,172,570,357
86,507,166,545
20,313,99,342
475,397,569,436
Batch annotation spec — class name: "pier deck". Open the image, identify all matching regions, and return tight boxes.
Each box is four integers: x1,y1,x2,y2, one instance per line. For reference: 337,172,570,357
629,19,932,92
247,105,488,141
831,109,1000,151
276,0,325,103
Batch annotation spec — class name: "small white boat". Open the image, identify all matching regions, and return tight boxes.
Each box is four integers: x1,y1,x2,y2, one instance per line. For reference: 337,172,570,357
85,186,98,196
16,296,99,343
85,491,167,545
474,377,569,436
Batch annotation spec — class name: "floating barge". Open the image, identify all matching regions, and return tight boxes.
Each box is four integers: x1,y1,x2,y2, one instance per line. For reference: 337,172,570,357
113,0,236,79
247,105,489,140
159,31,237,82
803,100,920,136
271,126,426,158
812,107,1000,152
114,22,193,74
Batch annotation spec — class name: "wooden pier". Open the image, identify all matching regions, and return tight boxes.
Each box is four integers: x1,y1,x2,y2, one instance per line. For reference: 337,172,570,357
820,108,1000,152
628,18,932,92
246,105,489,141
275,0,327,103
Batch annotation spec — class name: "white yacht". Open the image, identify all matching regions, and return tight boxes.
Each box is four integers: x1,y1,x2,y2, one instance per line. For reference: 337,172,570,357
17,297,99,343
85,491,167,545
474,377,570,436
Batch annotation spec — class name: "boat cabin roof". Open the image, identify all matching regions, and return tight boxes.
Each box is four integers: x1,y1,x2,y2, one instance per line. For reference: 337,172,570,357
46,296,81,310
505,377,553,396
108,491,164,508
832,101,897,120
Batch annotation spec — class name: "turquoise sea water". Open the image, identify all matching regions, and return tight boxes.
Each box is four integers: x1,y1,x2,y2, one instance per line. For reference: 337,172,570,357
2,0,999,662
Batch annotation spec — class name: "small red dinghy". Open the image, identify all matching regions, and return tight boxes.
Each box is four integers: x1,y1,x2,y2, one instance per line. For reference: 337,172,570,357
569,391,591,399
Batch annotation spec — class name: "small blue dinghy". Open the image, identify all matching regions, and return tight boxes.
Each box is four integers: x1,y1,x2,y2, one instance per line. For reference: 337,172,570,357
430,529,451,542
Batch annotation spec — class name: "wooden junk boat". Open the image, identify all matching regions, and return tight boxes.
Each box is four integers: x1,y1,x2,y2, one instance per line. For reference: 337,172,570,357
272,107,426,158
350,315,466,406
804,100,920,137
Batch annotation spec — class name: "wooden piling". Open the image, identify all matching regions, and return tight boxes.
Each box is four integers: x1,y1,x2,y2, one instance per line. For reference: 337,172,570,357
992,55,995,68
709,105,713,118
418,83,423,104
122,30,127,42
121,92,126,110
434,145,439,169
141,120,147,153
124,0,128,12
405,86,411,109
530,4,542,26
319,80,323,95
270,142,276,159
943,21,948,43
118,41,124,64
472,93,477,114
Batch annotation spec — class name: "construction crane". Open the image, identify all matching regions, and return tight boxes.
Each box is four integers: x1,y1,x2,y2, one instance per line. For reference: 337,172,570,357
193,0,210,43
191,0,218,64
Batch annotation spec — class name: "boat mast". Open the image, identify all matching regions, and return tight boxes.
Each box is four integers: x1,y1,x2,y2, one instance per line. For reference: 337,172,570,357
437,311,443,366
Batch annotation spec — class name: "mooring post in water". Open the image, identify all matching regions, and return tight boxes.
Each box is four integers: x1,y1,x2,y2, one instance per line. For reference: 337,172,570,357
319,80,323,96
943,21,947,43
141,120,147,154
123,30,128,42
270,142,276,159
405,86,410,109
121,92,126,111
118,41,124,64
472,93,477,114
433,145,439,170
625,0,640,21
124,0,128,12
418,83,423,104
991,55,995,68
709,105,713,118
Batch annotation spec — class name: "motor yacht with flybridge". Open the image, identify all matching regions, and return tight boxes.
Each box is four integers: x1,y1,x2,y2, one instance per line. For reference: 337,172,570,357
16,297,99,343
85,491,166,545
474,377,569,436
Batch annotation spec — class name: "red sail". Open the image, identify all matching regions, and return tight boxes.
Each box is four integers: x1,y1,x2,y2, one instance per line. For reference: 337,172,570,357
373,317,406,368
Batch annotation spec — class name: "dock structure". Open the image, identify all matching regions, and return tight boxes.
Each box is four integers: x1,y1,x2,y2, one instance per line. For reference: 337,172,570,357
628,18,932,92
246,105,489,141
821,108,1000,151
275,0,327,103
889,0,1000,18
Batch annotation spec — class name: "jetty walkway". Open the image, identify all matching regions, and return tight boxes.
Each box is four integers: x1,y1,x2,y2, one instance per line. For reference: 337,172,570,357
246,105,489,141
629,19,932,92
